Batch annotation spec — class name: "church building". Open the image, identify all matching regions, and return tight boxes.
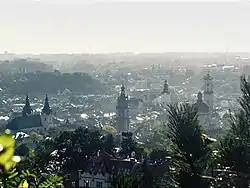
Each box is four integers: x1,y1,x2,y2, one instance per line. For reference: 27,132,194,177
6,94,53,131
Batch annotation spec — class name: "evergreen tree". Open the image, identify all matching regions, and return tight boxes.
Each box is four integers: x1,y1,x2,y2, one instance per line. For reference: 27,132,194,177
119,132,137,159
166,103,212,188
149,148,169,164
54,127,103,174
216,76,250,187
103,134,116,155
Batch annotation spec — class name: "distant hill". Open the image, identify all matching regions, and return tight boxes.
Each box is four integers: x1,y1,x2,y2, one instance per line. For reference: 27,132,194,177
0,58,54,73
0,72,108,95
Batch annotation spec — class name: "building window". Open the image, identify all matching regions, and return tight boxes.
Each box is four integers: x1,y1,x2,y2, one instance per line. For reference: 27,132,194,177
96,181,103,188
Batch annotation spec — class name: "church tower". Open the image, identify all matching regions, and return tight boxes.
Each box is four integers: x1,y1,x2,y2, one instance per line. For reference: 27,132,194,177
161,80,170,94
203,72,214,110
40,94,53,129
195,91,210,126
22,94,33,116
116,85,129,133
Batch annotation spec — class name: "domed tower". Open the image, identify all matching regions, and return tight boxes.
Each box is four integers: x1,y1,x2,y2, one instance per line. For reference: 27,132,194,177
22,94,33,116
195,91,210,126
203,72,214,111
116,85,129,133
40,94,53,129
197,91,202,103
161,80,170,94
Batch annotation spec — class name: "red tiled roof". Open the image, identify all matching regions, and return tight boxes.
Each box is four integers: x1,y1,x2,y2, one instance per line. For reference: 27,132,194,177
83,151,168,178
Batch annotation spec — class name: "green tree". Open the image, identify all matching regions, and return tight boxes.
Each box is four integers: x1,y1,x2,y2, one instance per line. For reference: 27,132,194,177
0,131,63,188
110,172,142,188
149,148,169,164
216,76,250,187
166,103,212,188
144,123,170,149
103,134,116,155
15,143,31,157
52,128,103,187
103,125,117,136
119,132,138,159
31,139,56,174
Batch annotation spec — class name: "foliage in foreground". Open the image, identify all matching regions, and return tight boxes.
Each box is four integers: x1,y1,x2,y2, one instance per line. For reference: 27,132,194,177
2,77,250,188
0,130,63,188
215,77,250,187
166,103,213,188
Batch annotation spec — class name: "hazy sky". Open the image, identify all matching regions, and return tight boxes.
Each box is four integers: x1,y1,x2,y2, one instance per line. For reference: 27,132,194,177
0,0,250,53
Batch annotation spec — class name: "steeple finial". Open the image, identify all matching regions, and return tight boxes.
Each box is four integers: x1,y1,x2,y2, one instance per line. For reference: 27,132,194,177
42,94,52,115
22,94,33,116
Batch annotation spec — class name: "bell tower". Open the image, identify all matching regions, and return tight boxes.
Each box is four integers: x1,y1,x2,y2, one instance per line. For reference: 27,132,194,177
203,72,214,110
116,85,129,133
40,94,53,129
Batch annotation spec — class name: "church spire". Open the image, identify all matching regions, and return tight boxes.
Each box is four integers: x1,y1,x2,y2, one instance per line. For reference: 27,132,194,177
42,94,52,115
22,94,33,116
161,80,170,94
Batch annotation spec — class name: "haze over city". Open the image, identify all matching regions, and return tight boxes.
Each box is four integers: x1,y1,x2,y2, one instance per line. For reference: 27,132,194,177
1,1,250,188
1,0,250,53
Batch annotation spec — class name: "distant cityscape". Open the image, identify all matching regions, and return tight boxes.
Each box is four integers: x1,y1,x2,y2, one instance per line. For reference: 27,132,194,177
0,52,250,187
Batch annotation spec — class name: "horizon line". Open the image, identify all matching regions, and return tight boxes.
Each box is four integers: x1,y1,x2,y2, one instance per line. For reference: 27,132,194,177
1,51,250,55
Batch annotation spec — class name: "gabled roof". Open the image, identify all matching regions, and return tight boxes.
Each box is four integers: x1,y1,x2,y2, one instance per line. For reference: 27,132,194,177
194,101,209,113
83,151,168,178
84,151,137,175
6,114,42,131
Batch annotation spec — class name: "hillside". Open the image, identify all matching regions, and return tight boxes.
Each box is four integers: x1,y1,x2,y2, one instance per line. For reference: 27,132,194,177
0,72,108,95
